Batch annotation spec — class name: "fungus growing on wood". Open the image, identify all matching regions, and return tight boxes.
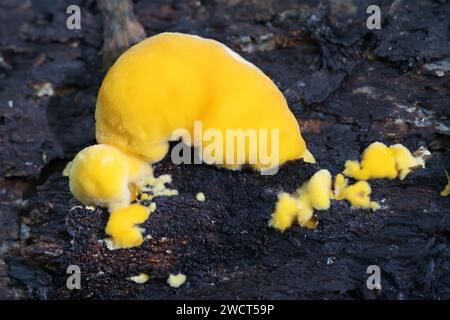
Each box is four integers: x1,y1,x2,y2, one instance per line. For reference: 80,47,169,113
343,142,429,181
269,169,331,231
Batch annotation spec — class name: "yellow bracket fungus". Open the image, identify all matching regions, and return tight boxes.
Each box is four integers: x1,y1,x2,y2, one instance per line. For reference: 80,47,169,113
67,32,317,248
442,171,450,197
344,142,429,180
333,174,379,210
105,204,150,249
96,32,313,171
269,169,331,231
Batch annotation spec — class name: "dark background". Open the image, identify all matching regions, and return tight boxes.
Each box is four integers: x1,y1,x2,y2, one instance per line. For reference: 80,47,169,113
0,0,449,299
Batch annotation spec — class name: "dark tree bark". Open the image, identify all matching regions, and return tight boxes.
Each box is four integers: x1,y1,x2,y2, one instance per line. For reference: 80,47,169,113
98,0,146,69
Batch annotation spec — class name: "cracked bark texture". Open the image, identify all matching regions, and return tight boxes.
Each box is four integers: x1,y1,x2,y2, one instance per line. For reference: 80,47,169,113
0,0,449,299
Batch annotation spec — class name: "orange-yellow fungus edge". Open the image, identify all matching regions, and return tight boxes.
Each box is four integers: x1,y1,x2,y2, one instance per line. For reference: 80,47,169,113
95,32,314,171
105,204,150,249
343,142,429,181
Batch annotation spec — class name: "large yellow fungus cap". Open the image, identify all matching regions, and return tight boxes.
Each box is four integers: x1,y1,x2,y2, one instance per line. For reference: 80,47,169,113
269,169,331,231
66,144,152,210
96,32,313,171
105,204,150,249
344,142,428,181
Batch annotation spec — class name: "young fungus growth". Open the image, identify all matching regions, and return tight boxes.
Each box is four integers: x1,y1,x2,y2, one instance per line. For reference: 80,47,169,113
344,142,429,180
333,174,379,210
167,273,187,288
105,204,150,249
269,169,332,231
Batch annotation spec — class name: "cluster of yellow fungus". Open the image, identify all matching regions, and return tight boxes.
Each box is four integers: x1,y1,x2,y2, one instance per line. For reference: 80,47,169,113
64,143,178,249
66,32,317,249
269,169,331,231
66,33,434,248
65,144,178,249
442,171,450,197
270,142,430,232
344,142,428,181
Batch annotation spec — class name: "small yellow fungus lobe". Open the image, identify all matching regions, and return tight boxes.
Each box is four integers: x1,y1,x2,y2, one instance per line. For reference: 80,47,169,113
66,144,179,249
333,173,348,198
333,174,379,210
196,192,206,202
128,273,150,284
140,174,178,199
269,193,298,232
167,273,186,288
344,142,428,180
306,169,332,210
441,171,450,197
105,204,150,249
269,169,332,231
66,144,152,210
96,32,313,171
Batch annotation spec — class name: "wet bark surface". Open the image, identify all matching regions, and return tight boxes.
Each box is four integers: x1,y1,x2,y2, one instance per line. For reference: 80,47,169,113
0,0,449,299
